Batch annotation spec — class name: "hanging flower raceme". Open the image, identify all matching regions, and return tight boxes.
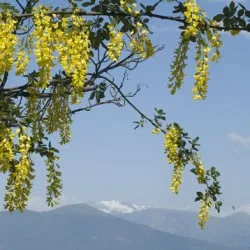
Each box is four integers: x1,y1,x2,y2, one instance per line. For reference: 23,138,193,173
191,153,205,184
57,13,90,103
198,198,211,228
15,49,29,76
45,85,72,144
129,22,154,59
25,85,44,143
120,0,139,15
4,127,34,212
183,0,205,39
107,24,123,62
45,148,62,207
32,7,55,88
0,11,18,76
168,37,189,94
169,0,222,100
0,126,15,173
164,125,184,193
192,38,210,100
206,24,222,62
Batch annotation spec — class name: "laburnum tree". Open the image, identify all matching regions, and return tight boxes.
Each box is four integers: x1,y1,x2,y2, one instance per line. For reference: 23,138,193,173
0,0,249,228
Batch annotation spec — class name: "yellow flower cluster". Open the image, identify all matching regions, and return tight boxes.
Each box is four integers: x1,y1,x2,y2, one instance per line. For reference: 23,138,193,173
15,127,32,182
192,28,222,100
57,13,90,103
168,38,189,94
33,7,55,88
170,164,185,194
107,24,124,62
130,22,154,59
45,149,62,207
4,127,33,211
183,0,205,39
230,29,241,36
15,49,29,76
165,125,184,193
169,1,222,100
206,26,222,62
165,126,181,165
198,199,211,229
45,86,72,144
0,11,18,76
0,127,15,173
152,127,161,135
120,0,139,15
192,40,209,100
26,86,44,143
191,153,205,184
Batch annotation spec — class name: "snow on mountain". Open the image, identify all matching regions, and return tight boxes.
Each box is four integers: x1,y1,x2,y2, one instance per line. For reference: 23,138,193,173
86,200,150,214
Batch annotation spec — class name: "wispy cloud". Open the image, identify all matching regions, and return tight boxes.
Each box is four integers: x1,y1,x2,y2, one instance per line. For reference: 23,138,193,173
228,132,250,148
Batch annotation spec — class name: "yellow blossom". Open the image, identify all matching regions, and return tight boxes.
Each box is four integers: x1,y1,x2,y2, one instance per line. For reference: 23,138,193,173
191,153,205,183
15,49,29,75
129,22,154,59
198,199,211,228
164,125,184,193
32,7,55,88
152,128,161,135
0,11,18,75
107,24,123,61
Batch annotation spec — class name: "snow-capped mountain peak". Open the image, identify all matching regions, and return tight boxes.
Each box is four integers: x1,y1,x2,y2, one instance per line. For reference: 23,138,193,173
87,200,149,214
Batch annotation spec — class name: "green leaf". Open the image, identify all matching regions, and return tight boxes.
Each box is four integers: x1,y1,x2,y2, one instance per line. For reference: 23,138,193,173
246,24,250,32
223,17,231,28
237,9,244,17
195,196,202,202
245,10,250,18
82,1,93,7
229,1,235,11
97,17,104,23
146,5,155,12
239,3,246,10
89,91,95,100
213,14,225,22
238,18,246,28
217,201,223,206
197,192,203,197
223,6,231,16
192,137,199,145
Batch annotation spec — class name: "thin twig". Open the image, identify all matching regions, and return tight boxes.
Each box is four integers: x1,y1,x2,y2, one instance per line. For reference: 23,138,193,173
99,75,166,133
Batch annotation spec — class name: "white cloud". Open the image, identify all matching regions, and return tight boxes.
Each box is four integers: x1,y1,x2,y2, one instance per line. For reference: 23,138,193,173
228,132,250,148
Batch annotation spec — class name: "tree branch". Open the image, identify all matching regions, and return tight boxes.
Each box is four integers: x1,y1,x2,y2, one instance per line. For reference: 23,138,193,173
71,97,123,114
99,75,166,133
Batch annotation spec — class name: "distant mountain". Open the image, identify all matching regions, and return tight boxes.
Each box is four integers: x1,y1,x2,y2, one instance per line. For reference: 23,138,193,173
115,207,250,249
0,204,243,250
86,200,149,214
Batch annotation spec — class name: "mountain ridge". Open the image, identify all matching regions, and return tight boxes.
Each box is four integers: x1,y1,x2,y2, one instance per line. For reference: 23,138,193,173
0,203,243,250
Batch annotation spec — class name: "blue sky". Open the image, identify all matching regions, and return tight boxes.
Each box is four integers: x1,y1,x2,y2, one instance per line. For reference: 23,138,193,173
1,0,250,215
